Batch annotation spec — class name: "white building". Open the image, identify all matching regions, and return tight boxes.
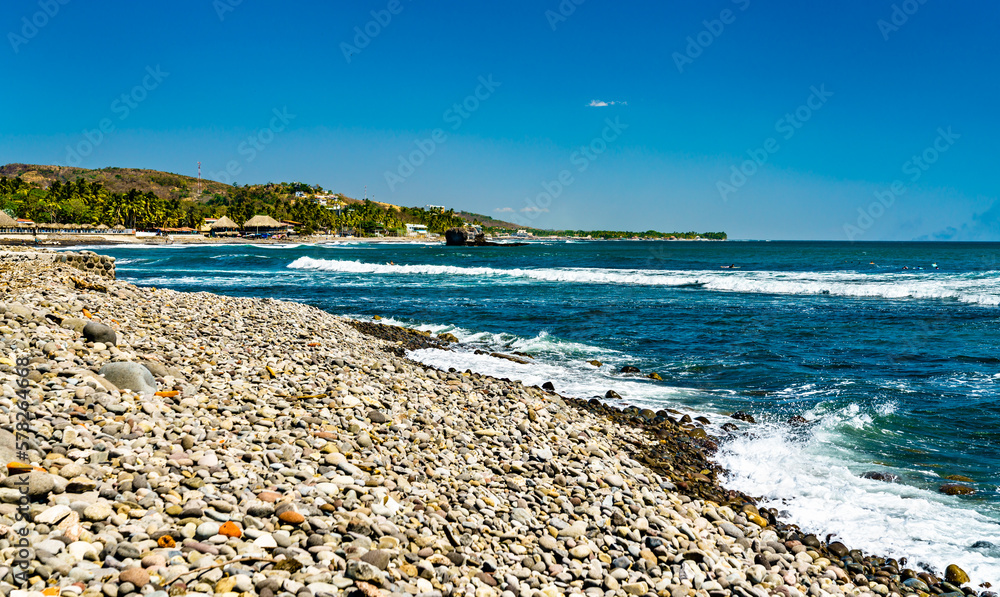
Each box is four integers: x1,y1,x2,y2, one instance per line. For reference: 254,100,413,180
405,223,429,236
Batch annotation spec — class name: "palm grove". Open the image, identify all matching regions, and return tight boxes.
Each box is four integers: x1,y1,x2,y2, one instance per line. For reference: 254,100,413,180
0,177,470,235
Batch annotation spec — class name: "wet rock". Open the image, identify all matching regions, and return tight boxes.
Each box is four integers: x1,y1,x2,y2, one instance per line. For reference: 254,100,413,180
862,471,899,483
940,484,976,496
945,564,970,584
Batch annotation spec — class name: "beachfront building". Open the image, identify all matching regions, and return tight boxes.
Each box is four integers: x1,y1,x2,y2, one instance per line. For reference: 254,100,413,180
243,214,284,236
0,212,22,233
405,223,428,236
209,216,241,237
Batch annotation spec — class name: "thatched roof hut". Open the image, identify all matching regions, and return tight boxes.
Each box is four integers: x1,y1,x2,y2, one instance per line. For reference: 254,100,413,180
244,215,283,229
113,224,126,231
210,216,240,230
0,212,18,228
96,224,110,230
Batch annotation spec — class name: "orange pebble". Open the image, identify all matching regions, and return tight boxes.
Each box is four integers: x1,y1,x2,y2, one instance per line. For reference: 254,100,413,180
42,588,59,596
6,462,31,475
219,521,242,538
157,535,176,548
155,391,179,397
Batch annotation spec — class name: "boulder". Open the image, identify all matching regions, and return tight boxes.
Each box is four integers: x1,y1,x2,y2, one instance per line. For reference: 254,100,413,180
82,321,117,345
445,228,473,246
620,366,640,374
99,362,157,394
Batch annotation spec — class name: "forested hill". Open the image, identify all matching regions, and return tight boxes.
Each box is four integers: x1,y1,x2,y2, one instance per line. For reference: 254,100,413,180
0,164,725,239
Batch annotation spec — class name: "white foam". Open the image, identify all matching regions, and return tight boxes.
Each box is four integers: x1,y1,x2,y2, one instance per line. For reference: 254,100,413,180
288,257,1000,306
716,412,1000,582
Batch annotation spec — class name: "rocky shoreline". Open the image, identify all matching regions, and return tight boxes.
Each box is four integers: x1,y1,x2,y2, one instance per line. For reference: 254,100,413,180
0,249,985,597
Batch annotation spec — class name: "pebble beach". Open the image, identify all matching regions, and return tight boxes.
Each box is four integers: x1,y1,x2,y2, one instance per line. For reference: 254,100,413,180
0,248,984,597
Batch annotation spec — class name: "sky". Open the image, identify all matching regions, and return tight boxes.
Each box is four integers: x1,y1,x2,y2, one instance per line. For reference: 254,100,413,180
1,1,998,240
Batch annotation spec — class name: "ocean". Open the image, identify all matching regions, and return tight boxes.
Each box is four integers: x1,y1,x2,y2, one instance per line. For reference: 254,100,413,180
90,240,1000,582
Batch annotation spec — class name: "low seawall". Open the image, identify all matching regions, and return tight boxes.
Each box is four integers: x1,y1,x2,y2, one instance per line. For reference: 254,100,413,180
0,248,115,279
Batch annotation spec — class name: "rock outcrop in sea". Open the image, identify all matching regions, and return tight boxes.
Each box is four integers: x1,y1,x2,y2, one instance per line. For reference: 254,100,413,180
0,248,983,597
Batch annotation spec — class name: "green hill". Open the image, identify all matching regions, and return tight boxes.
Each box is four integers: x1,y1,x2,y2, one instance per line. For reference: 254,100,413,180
0,163,724,239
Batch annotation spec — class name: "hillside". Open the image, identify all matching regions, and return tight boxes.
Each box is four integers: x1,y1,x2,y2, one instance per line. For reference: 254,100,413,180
0,164,233,201
1,164,724,239
0,164,525,227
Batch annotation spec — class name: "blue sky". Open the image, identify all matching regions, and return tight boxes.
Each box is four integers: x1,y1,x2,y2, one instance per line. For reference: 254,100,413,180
1,1,997,240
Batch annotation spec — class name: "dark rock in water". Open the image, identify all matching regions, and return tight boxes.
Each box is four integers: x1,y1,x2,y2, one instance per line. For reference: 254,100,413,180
541,381,555,392
605,390,621,400
647,372,663,381
620,366,640,374
587,360,602,367
972,541,995,549
943,474,974,483
490,352,530,365
437,333,459,344
346,320,448,352
721,422,738,432
82,321,116,345
730,411,755,424
787,415,809,426
445,227,527,247
939,483,976,496
861,471,899,483
445,227,474,246
99,362,157,394
694,416,710,425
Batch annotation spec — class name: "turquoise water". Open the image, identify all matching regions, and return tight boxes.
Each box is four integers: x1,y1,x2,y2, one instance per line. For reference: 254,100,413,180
92,240,1000,581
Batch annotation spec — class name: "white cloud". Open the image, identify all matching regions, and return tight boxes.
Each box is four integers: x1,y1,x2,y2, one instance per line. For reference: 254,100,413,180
521,206,549,213
588,100,627,107
494,207,514,213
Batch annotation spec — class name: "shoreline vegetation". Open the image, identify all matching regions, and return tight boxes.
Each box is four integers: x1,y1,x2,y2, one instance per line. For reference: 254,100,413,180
0,164,726,243
0,247,983,597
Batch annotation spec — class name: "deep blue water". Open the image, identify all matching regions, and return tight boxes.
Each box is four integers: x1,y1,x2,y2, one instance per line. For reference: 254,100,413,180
90,240,1000,580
